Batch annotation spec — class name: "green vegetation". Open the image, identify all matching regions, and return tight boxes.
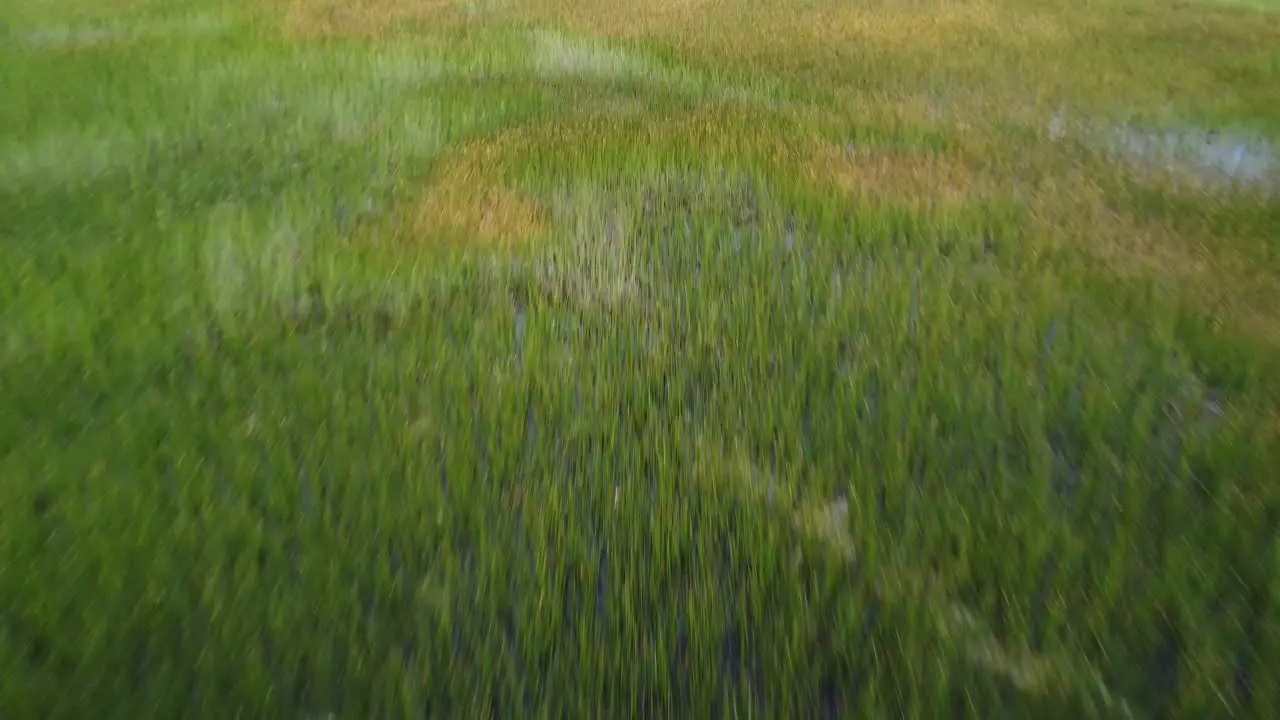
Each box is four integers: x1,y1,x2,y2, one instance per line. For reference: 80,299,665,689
2,0,1278,715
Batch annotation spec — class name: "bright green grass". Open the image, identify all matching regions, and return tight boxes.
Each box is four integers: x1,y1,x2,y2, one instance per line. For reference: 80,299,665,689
2,0,1279,716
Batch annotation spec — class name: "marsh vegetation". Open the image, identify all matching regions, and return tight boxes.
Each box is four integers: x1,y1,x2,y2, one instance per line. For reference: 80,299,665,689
2,0,1278,715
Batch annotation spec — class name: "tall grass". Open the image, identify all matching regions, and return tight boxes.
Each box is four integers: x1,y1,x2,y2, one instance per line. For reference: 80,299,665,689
2,0,1278,716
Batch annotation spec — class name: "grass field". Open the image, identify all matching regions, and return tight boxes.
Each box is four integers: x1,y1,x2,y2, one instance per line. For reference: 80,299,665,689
2,0,1279,715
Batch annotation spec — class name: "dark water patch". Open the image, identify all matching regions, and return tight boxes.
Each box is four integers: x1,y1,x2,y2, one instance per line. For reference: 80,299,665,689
512,293,527,360
1148,618,1184,715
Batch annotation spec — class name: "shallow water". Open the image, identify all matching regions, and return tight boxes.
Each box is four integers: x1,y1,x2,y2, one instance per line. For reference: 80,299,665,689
1107,124,1278,192
1044,108,1279,194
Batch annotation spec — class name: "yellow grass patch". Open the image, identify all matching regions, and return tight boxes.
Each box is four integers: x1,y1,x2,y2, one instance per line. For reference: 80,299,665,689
408,138,546,247
500,0,1065,50
1035,175,1215,280
802,142,989,210
281,0,1066,54
1018,168,1280,347
794,1,1066,56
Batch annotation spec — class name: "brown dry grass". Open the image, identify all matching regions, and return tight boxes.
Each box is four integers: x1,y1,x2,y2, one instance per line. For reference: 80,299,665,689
802,142,991,210
1018,166,1280,346
516,0,1064,52
408,138,547,247
280,0,1066,54
277,0,1278,123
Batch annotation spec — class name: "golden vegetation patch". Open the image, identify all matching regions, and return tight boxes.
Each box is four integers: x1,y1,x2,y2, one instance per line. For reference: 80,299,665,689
1021,168,1280,347
796,1,1066,56
498,0,1064,51
394,106,797,251
802,142,989,210
276,0,1280,122
281,0,1065,55
408,139,547,247
1025,171,1205,278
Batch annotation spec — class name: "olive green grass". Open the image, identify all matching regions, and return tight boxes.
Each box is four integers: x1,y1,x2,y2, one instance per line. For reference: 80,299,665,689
2,0,1278,716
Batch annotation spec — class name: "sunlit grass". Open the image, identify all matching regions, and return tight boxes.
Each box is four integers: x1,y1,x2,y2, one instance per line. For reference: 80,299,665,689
2,0,1278,716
